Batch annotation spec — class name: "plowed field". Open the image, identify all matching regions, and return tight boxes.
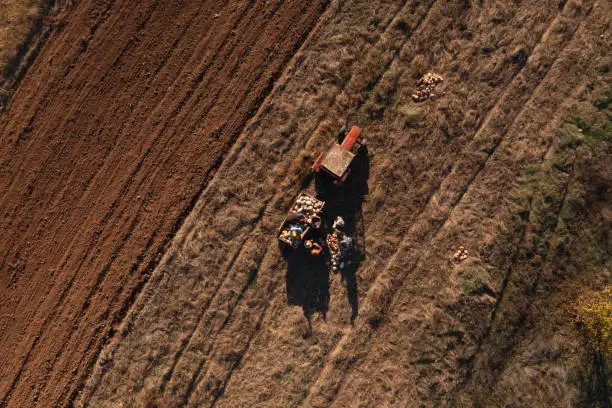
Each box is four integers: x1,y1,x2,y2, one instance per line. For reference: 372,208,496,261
0,1,327,407
1,0,610,408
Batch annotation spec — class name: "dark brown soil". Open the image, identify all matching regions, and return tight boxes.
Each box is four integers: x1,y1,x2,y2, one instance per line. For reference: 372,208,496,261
0,1,327,407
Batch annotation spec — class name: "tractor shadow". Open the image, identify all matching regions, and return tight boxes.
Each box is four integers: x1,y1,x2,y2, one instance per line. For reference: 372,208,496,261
283,144,369,328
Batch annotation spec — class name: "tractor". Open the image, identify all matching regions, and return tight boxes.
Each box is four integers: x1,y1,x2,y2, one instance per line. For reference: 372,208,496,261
311,125,364,184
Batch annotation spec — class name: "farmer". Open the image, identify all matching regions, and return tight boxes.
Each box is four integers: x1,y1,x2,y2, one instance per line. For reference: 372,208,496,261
332,216,345,232
338,234,354,254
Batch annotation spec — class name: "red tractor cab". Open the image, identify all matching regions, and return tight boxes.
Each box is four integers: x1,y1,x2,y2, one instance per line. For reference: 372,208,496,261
312,126,363,184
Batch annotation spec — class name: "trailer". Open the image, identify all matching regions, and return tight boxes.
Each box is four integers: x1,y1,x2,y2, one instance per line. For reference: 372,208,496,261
277,192,325,249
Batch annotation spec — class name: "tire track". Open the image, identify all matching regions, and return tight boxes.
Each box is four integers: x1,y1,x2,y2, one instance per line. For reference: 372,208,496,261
460,91,582,396
183,238,290,408
481,95,581,351
458,159,575,403
203,281,276,408
156,204,269,394
178,236,271,407
530,159,576,295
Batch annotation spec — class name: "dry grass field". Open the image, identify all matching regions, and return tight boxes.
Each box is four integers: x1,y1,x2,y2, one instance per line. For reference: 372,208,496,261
0,0,610,407
0,0,43,104
81,0,610,407
0,0,42,73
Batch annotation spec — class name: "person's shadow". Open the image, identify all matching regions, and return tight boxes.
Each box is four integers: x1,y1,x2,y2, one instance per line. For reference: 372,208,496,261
315,143,369,324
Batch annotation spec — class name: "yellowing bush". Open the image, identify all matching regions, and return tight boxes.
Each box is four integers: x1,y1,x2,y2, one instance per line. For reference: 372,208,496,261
575,287,612,357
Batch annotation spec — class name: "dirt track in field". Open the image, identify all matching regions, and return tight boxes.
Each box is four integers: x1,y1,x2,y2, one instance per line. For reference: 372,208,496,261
0,1,328,407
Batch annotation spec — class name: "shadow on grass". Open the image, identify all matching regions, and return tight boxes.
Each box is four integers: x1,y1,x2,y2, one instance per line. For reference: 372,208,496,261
283,142,369,328
579,349,611,408
284,237,330,323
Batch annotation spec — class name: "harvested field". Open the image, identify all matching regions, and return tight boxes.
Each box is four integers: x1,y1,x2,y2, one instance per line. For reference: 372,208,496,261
1,0,611,407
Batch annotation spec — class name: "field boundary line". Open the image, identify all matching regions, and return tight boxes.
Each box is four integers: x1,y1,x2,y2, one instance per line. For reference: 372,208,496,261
76,1,340,405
